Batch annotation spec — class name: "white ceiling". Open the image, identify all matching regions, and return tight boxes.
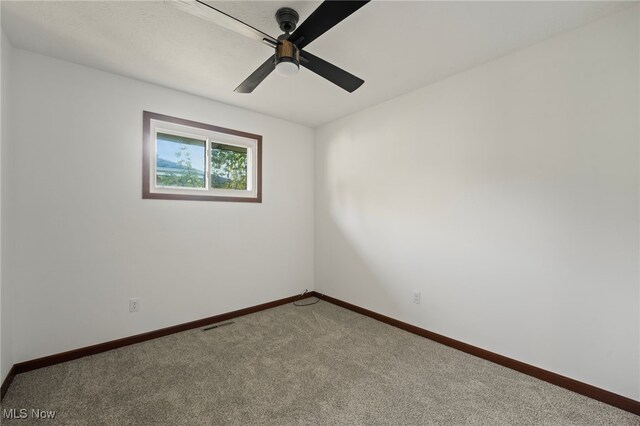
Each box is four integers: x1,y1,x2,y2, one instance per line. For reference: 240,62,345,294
1,1,633,127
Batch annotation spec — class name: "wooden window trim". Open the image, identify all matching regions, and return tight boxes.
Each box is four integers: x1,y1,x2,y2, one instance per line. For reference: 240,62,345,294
142,111,262,203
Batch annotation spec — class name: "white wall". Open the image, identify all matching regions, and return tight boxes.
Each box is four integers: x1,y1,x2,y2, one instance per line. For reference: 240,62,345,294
315,7,639,400
1,26,14,384
6,49,314,363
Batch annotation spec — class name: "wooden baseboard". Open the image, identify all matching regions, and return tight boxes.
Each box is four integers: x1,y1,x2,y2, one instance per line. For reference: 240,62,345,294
314,292,640,416
2,291,313,398
0,365,16,401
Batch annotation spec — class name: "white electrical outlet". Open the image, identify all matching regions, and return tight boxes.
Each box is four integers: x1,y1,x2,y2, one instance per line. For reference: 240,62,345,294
129,298,140,312
413,292,421,304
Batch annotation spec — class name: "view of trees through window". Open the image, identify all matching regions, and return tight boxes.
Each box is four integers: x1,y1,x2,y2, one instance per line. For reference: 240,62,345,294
211,143,248,190
155,133,248,190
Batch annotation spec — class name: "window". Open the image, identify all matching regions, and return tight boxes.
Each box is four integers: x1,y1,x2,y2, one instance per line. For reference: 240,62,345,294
143,111,262,202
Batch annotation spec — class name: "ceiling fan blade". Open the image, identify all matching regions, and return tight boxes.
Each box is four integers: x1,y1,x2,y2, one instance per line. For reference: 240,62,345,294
234,55,276,93
172,0,278,46
288,1,369,50
300,50,364,93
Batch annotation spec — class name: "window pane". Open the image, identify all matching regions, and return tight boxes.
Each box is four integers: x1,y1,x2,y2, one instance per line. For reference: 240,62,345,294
156,132,206,188
211,143,248,190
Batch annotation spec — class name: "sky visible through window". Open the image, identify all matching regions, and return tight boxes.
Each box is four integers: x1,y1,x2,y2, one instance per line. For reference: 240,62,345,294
156,137,205,172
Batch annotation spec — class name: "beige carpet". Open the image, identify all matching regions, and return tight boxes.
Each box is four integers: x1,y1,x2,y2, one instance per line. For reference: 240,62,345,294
1,301,638,425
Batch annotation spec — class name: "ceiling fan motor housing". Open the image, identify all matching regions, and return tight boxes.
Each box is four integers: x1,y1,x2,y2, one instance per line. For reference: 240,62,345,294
276,39,300,69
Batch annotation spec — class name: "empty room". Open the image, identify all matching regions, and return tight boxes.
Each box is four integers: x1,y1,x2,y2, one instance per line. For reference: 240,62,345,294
0,0,638,424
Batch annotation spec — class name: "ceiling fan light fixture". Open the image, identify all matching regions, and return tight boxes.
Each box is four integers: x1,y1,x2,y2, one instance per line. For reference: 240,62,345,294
276,60,299,76
275,39,300,77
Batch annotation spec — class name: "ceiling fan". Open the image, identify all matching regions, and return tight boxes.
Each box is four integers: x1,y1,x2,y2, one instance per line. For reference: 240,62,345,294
173,0,369,93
